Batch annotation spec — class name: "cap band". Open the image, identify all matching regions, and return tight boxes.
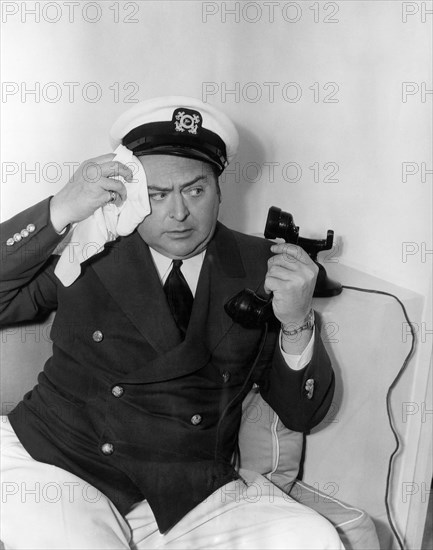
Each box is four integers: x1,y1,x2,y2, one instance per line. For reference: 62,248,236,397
122,121,228,172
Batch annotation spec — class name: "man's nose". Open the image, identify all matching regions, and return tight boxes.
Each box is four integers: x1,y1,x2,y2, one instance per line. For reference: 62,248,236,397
169,193,190,221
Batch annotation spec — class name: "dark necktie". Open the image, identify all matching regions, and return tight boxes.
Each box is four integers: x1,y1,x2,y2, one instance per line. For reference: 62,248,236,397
163,260,193,338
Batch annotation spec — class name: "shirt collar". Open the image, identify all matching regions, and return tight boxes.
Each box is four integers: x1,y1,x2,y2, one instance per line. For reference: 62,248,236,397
149,247,206,295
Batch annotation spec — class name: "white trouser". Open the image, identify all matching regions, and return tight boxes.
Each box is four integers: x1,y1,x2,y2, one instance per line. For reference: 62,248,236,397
0,417,344,550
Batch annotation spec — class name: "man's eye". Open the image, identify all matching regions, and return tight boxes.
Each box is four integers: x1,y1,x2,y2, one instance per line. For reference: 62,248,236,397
149,192,167,201
187,187,204,197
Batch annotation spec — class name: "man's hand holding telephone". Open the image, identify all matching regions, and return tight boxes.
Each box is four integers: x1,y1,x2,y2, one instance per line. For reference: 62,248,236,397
266,241,318,354
225,206,342,354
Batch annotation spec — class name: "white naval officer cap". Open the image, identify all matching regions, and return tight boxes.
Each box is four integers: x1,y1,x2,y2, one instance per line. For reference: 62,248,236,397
109,96,239,174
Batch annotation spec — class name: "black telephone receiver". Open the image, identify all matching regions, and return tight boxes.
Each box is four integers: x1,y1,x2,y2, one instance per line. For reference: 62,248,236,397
224,206,342,328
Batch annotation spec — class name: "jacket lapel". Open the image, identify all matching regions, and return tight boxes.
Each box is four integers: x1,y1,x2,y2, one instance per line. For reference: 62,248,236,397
180,222,246,348
90,231,182,353
120,222,250,383
188,222,247,350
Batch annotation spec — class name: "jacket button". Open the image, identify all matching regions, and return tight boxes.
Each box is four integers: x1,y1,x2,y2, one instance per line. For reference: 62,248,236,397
101,443,114,455
13,233,22,242
111,385,124,398
190,414,202,426
27,224,36,232
305,378,315,399
222,371,231,383
6,238,15,246
92,330,104,342
20,229,29,238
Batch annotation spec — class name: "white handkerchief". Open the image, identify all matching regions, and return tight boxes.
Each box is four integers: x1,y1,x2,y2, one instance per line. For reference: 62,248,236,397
54,145,150,286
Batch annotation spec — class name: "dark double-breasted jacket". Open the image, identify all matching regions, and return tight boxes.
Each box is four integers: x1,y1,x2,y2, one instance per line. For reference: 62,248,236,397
0,198,335,533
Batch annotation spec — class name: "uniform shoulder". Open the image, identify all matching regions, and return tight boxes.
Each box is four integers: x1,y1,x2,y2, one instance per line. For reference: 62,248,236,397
219,224,273,262
230,226,272,249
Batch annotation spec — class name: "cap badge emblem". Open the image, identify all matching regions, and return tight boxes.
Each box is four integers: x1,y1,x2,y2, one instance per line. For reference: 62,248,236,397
173,108,202,135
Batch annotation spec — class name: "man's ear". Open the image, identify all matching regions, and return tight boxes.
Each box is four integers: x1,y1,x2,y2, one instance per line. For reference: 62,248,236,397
212,166,222,200
216,178,222,201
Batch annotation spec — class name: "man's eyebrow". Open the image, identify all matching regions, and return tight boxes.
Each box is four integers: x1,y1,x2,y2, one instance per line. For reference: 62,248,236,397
147,175,208,192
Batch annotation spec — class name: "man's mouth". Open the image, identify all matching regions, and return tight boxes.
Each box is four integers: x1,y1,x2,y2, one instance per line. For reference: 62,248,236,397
166,229,193,238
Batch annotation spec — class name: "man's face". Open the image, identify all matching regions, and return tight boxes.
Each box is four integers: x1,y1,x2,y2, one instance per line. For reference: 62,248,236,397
137,154,221,259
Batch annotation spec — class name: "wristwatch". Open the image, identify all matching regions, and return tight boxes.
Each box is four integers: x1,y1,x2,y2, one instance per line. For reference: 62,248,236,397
281,309,315,336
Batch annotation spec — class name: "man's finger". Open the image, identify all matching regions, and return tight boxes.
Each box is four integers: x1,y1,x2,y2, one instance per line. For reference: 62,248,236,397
268,254,306,270
267,264,299,281
270,243,310,264
104,190,123,206
99,161,133,181
101,177,127,201
264,275,296,295
268,250,311,268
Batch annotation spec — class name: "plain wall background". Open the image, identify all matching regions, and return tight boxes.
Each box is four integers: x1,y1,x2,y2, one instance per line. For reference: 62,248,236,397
1,0,431,298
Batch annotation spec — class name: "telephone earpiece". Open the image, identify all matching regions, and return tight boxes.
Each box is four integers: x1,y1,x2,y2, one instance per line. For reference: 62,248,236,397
224,206,342,328
263,206,299,243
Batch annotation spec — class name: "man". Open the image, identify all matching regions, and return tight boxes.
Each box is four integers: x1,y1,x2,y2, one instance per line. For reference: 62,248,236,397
0,97,342,549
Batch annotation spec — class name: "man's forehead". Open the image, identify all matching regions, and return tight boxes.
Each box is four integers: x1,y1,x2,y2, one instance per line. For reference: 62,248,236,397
138,154,215,180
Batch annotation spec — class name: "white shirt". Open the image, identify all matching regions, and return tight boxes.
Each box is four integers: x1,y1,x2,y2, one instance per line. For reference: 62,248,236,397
149,247,314,371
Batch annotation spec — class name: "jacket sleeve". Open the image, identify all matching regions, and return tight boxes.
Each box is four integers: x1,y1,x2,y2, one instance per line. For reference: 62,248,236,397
257,317,335,433
0,197,65,325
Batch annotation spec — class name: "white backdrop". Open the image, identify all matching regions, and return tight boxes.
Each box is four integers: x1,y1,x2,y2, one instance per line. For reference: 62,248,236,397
1,0,431,299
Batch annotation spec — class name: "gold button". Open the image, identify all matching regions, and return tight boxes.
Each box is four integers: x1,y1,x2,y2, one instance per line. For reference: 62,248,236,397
111,385,124,398
20,229,29,238
101,443,114,455
92,330,104,342
190,414,202,426
222,371,231,383
13,233,22,242
6,238,15,246
26,224,36,232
